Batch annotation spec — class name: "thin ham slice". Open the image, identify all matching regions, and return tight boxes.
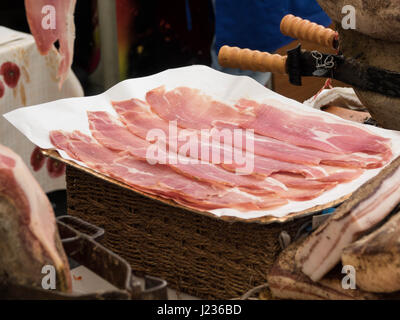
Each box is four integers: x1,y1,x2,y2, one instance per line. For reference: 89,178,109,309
112,97,368,202
87,111,285,194
214,120,388,169
112,98,331,180
269,167,362,195
222,155,327,179
271,173,337,190
146,86,252,130
145,86,390,168
239,98,392,156
0,145,71,291
50,130,288,211
25,0,76,87
88,111,340,202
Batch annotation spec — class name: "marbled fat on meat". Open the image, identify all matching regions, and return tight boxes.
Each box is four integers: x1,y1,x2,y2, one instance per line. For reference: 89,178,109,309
50,130,288,211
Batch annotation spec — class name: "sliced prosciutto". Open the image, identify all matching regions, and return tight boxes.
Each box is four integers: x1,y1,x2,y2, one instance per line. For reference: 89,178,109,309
88,111,343,202
295,157,400,282
87,111,286,194
146,86,252,130
214,120,388,169
112,98,241,164
112,96,372,202
223,155,327,179
144,86,390,168
0,144,71,291
50,130,288,211
25,0,76,86
112,99,334,180
239,98,392,156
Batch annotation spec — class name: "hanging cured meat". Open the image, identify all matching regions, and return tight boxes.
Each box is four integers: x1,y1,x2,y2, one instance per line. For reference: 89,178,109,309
25,0,76,87
0,145,71,291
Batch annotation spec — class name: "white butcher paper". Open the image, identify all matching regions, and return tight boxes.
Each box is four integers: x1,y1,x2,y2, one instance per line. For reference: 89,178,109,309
4,65,400,220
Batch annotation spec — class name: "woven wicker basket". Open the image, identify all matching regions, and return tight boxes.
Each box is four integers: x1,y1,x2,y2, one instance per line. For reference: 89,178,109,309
65,165,314,299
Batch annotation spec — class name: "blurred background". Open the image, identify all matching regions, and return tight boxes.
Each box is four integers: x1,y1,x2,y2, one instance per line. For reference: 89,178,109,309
0,0,332,99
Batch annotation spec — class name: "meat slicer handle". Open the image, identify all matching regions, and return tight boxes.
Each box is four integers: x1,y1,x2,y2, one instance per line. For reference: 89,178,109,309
280,14,338,49
218,45,287,74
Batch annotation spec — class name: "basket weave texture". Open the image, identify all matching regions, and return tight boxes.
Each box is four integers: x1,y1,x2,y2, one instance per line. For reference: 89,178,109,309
66,166,309,299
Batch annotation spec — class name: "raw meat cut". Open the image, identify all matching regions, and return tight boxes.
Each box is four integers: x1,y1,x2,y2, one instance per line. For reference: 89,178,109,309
87,111,286,194
342,211,400,293
239,98,392,156
214,120,388,169
144,87,389,168
0,145,71,291
50,130,288,211
88,111,150,160
112,97,369,201
295,156,400,282
88,112,331,202
146,86,252,130
112,99,335,179
223,155,327,179
113,98,250,167
25,0,76,87
317,165,363,183
271,173,337,190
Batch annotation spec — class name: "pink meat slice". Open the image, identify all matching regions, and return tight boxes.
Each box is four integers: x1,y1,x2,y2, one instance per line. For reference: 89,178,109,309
271,173,337,190
214,120,388,169
87,111,285,193
88,111,149,159
146,86,252,130
318,165,363,183
112,97,369,202
50,130,288,211
0,145,71,291
113,99,235,163
112,98,330,180
223,154,328,179
87,111,332,202
247,185,328,202
239,98,392,156
112,98,173,139
25,0,76,87
144,86,390,168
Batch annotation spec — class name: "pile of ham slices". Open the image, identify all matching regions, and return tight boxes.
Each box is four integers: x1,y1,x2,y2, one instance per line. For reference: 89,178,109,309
49,86,392,213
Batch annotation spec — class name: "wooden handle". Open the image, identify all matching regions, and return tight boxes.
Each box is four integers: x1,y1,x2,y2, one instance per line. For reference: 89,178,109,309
280,14,338,49
218,45,287,74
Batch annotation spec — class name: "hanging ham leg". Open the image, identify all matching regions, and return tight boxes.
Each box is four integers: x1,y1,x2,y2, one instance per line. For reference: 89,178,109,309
25,0,76,87
0,145,71,291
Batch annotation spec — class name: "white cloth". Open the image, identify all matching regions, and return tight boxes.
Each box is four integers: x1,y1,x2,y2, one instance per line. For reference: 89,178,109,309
0,26,83,192
304,87,365,111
